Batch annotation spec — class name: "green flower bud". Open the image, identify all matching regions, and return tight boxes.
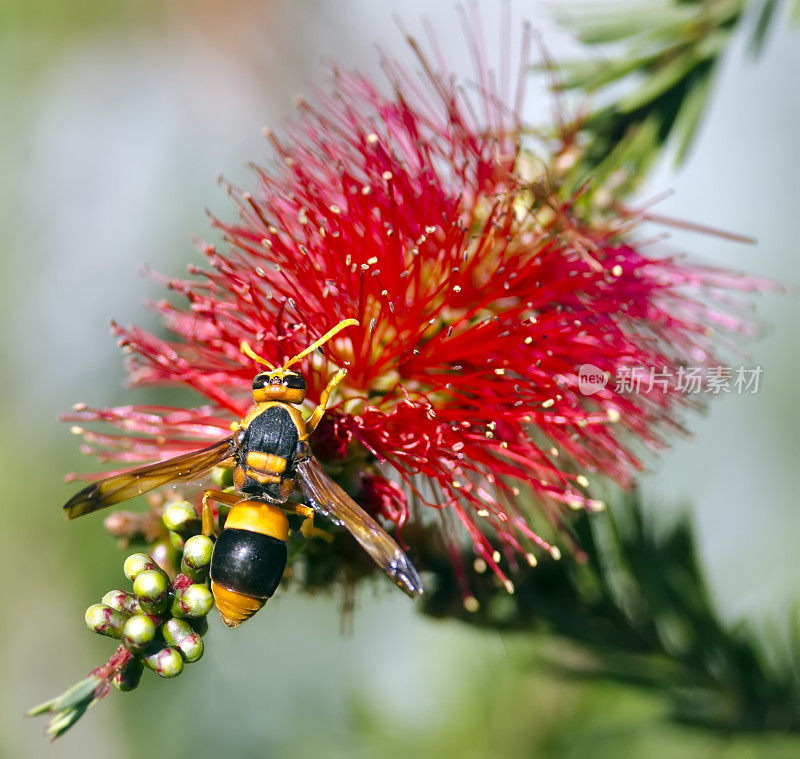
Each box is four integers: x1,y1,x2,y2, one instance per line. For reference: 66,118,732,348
171,584,213,619
150,540,172,573
132,569,170,614
122,614,156,652
189,616,209,637
112,657,144,692
162,500,200,536
102,590,141,616
84,604,126,638
181,535,214,582
211,466,234,489
142,645,184,678
162,618,204,663
123,553,163,582
169,530,186,552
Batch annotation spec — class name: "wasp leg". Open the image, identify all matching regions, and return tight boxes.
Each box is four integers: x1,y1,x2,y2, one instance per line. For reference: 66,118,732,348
288,502,334,542
201,489,240,537
305,368,347,434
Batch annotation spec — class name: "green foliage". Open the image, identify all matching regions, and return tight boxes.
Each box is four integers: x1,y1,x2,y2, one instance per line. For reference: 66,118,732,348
422,491,800,731
27,675,105,740
549,0,790,199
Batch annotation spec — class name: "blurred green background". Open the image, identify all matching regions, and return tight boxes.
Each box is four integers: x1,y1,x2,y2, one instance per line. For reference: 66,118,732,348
2,1,799,756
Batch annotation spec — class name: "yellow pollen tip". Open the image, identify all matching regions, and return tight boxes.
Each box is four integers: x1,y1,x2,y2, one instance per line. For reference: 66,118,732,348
463,596,480,612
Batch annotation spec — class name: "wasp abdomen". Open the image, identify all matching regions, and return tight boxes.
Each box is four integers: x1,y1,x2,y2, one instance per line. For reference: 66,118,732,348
209,501,289,627
211,529,287,598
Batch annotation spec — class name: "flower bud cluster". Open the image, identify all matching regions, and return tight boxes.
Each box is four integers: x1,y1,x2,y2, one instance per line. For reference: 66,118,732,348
85,536,213,682
30,503,216,737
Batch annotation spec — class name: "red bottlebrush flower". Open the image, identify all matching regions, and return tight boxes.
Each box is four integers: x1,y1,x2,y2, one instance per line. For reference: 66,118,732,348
64,30,766,600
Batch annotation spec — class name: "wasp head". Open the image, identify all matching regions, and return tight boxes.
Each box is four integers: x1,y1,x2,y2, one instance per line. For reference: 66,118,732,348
251,370,307,404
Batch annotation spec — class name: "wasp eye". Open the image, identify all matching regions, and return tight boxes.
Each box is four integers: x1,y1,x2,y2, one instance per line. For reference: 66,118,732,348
252,373,270,390
283,374,307,391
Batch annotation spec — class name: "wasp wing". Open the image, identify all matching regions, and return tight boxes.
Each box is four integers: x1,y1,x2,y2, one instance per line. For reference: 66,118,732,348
296,456,423,598
64,436,237,519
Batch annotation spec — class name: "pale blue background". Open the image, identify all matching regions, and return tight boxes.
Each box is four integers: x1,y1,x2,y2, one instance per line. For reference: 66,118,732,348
2,1,798,756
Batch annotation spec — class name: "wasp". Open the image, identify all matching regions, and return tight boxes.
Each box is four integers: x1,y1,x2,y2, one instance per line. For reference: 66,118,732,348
63,319,422,627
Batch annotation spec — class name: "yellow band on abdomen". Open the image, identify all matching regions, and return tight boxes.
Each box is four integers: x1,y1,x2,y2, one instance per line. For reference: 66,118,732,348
224,500,289,542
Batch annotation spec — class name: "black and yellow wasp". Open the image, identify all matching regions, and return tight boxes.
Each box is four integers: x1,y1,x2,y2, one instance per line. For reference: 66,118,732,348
63,319,422,627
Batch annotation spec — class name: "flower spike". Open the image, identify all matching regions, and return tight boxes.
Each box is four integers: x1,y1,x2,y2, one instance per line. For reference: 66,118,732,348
61,25,771,603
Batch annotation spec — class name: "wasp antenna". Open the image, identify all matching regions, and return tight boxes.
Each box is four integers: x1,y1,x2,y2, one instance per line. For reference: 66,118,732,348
282,319,359,369
240,341,276,369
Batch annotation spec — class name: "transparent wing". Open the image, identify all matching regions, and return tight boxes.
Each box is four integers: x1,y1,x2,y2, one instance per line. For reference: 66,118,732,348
296,456,423,598
64,436,236,519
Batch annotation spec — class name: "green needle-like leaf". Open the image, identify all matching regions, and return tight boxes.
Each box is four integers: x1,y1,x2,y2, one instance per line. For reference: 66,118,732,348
420,491,800,731
543,0,793,203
